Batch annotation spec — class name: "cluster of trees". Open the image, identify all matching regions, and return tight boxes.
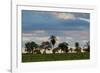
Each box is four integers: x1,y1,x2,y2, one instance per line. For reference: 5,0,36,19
24,35,90,54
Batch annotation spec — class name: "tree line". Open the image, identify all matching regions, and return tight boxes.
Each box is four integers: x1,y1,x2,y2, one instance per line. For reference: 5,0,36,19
24,35,90,54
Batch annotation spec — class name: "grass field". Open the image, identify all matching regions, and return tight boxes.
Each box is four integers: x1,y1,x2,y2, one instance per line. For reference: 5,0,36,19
22,53,90,62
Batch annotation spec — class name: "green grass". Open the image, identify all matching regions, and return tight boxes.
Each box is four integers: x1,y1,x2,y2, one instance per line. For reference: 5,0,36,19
22,53,90,62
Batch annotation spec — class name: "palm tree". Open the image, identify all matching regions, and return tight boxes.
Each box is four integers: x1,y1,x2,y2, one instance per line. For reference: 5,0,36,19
50,35,57,49
58,42,69,53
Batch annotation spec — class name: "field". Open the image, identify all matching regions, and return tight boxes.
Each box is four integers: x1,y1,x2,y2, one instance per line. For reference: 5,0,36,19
22,52,90,62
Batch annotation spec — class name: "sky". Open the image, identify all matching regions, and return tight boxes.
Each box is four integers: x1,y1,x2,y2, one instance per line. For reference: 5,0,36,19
22,10,90,48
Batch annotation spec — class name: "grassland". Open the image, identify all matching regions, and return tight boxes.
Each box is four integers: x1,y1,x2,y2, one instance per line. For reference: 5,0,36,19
22,52,90,62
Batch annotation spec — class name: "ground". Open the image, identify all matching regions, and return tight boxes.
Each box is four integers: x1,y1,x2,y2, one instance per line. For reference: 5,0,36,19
22,52,90,62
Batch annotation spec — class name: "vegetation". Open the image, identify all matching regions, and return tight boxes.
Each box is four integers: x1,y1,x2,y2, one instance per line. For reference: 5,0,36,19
58,42,69,53
75,42,81,53
23,35,90,62
25,41,38,54
40,41,52,54
22,52,90,62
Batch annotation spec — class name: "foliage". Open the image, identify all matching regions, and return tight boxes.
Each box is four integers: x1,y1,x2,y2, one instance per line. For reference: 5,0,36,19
75,42,81,53
58,42,69,53
50,35,57,47
25,41,38,53
22,53,90,62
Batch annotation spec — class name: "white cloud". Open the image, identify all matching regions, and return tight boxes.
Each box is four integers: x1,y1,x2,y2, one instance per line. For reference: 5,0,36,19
32,30,46,33
66,37,73,40
78,17,90,22
23,30,47,37
55,36,61,43
22,36,49,45
82,40,88,43
22,37,31,42
34,36,49,42
22,33,33,37
53,12,75,20
52,12,90,22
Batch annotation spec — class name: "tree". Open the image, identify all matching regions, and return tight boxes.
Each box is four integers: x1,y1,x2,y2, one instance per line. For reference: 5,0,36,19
25,42,31,53
40,41,52,54
75,42,81,53
58,42,69,53
30,41,38,54
50,35,57,49
75,42,79,48
69,48,73,53
25,41,38,54
83,41,90,52
86,41,90,52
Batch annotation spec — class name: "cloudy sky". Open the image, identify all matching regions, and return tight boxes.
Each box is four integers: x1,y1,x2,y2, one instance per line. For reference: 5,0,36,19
22,10,90,48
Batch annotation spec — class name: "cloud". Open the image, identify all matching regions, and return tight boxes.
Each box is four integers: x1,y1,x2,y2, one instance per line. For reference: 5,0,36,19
22,10,90,32
78,18,90,22
22,37,31,42
32,30,46,33
82,40,88,43
66,37,73,40
52,12,90,22
52,12,90,23
34,37,49,42
22,30,89,48
22,30,89,42
52,12,75,20
22,33,33,37
23,30,47,37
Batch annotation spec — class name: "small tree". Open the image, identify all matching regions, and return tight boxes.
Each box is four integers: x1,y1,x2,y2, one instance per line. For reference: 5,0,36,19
87,41,90,52
30,41,38,54
58,42,69,53
84,41,90,52
25,42,31,53
69,48,73,53
25,41,38,54
40,41,52,54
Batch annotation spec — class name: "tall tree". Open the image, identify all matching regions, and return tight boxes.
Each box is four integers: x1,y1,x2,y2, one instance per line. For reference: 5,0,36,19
50,35,57,49
75,42,81,53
